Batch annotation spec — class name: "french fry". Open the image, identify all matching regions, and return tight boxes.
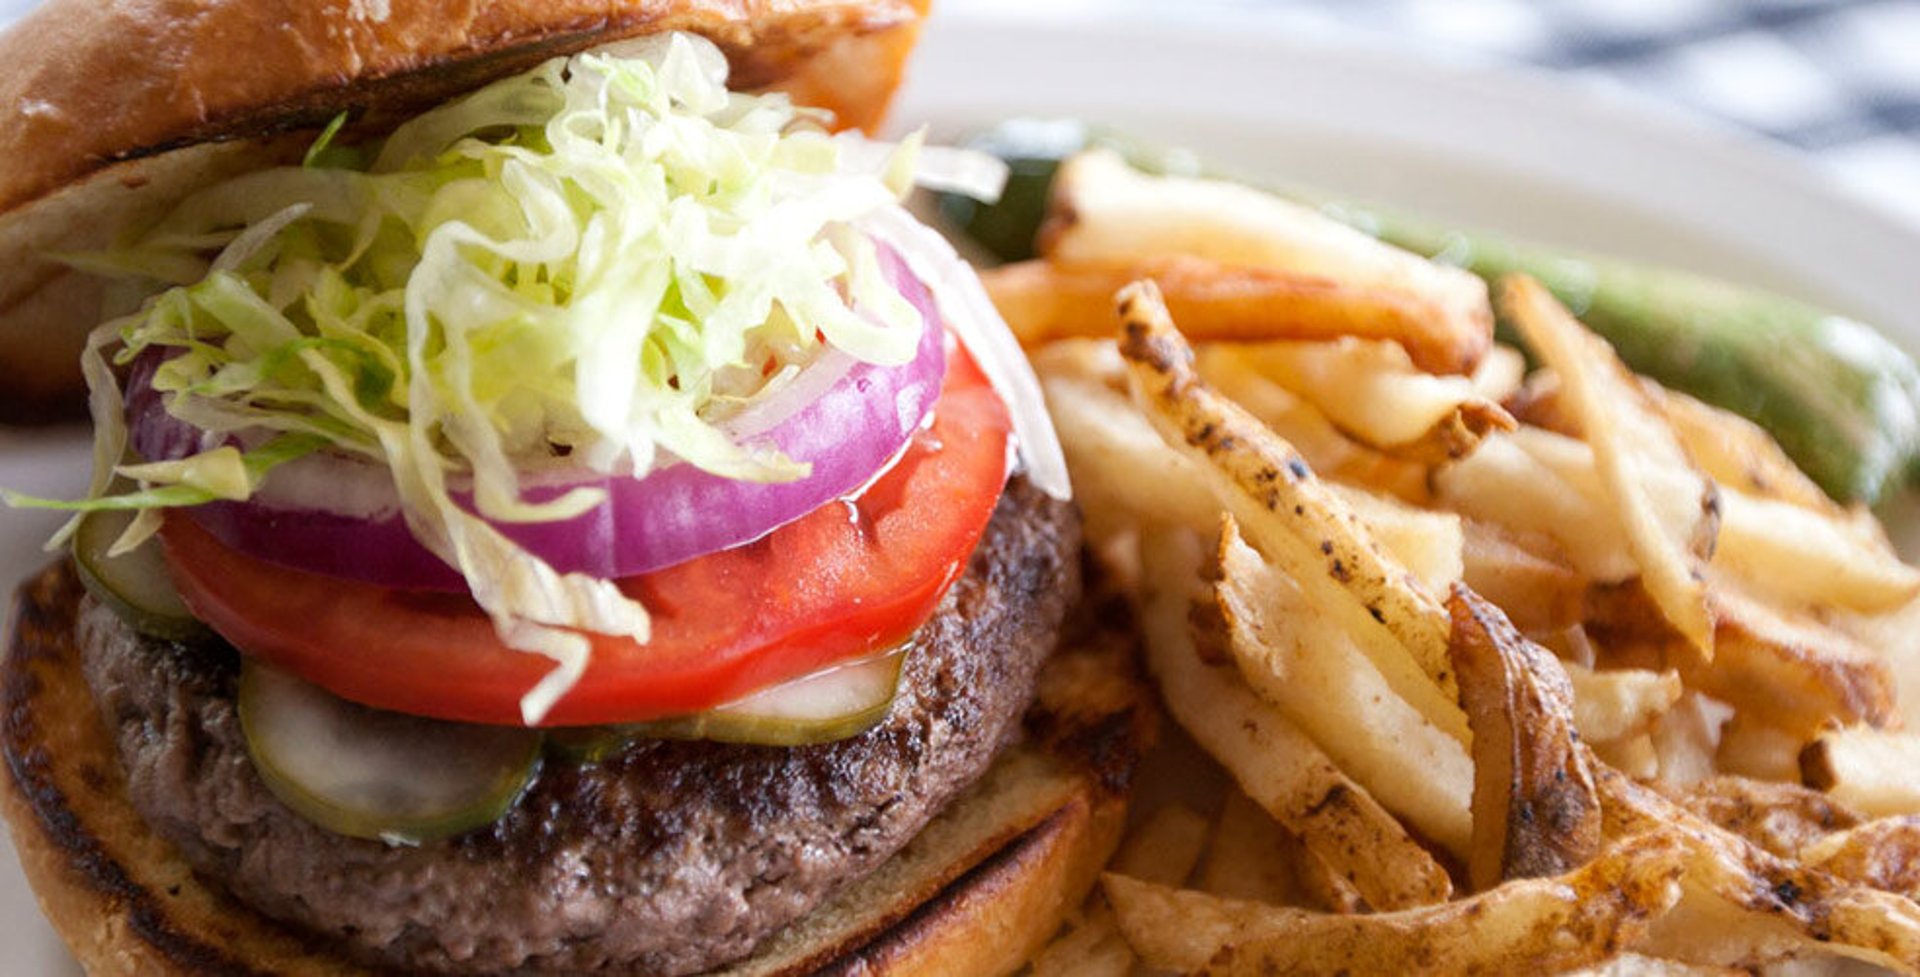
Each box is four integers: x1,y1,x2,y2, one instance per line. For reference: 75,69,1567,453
1030,802,1216,977
1120,281,1461,706
1471,343,1528,403
1460,519,1588,634
1435,432,1639,582
1039,374,1220,539
1026,918,1136,977
1828,592,1920,725
1136,524,1453,911
1565,662,1684,744
1656,386,1838,515
1801,727,1920,818
1800,816,1920,898
1197,789,1313,907
1714,488,1920,613
1599,768,1920,974
1113,803,1213,886
1104,831,1686,976
1214,518,1473,857
1495,414,1918,615
1650,692,1728,788
1226,339,1516,463
1326,484,1464,594
1714,712,1807,784
1593,733,1661,780
983,257,1478,373
1669,777,1861,859
1582,578,1898,736
1449,585,1603,891
1041,150,1493,374
1029,337,1128,389
1501,275,1717,661
1566,954,1748,976
1697,584,1898,736
1195,346,1431,502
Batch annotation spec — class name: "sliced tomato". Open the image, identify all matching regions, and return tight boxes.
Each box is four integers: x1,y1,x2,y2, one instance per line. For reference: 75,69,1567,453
159,347,1012,727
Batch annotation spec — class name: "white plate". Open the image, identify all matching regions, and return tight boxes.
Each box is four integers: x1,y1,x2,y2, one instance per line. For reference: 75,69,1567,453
5,10,1920,973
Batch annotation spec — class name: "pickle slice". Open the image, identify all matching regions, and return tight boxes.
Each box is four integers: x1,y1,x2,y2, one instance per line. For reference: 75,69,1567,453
239,663,542,844
549,648,909,760
71,508,208,641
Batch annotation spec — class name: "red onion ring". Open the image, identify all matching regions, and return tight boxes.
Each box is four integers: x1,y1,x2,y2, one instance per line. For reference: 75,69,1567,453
129,245,948,589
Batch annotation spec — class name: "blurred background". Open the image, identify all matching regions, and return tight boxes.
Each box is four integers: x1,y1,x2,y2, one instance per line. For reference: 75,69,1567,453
0,0,1912,226
946,0,1920,228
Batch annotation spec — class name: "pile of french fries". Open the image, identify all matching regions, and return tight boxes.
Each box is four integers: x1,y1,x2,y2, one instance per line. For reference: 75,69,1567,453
994,150,1920,976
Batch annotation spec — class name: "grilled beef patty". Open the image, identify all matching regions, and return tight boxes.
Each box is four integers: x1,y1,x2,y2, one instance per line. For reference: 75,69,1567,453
75,476,1079,976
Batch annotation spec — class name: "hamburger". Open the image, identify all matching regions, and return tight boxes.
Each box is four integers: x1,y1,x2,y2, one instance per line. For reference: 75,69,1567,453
0,2,1148,973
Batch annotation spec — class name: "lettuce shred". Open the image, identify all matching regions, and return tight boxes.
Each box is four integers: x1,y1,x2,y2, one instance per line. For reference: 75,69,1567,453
19,33,1005,723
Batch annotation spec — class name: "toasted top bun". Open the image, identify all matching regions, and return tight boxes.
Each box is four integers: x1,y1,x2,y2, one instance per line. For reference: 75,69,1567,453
0,0,930,422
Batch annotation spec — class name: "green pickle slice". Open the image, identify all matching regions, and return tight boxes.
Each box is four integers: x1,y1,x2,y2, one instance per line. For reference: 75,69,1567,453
238,662,542,845
548,646,909,761
71,508,208,641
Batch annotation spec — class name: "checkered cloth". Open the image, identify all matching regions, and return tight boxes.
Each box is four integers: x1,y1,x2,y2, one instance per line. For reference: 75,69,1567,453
953,0,1920,229
1275,0,1920,225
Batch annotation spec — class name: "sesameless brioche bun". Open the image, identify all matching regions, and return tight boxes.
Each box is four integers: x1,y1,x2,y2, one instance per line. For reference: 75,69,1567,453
0,0,931,423
5,562,1149,976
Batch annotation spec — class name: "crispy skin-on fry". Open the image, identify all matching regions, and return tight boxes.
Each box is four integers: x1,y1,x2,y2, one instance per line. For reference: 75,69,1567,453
1449,585,1603,891
1565,662,1683,744
1461,519,1588,634
1501,275,1717,661
1040,150,1493,374
1600,767,1920,974
1103,831,1685,977
1802,727,1920,818
1801,816,1920,898
1669,777,1861,860
1224,339,1516,462
1214,519,1473,857
1136,525,1453,911
1119,281,1461,706
983,256,1483,374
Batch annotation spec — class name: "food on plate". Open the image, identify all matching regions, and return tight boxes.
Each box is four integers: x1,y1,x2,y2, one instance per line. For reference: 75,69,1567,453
984,147,1920,973
940,117,1920,505
0,3,1154,975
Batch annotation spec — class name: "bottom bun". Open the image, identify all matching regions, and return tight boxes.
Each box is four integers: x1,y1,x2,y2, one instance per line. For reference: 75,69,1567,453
3,562,1152,977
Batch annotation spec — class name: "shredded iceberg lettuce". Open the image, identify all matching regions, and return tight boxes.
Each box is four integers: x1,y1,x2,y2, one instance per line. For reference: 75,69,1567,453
16,33,1010,723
